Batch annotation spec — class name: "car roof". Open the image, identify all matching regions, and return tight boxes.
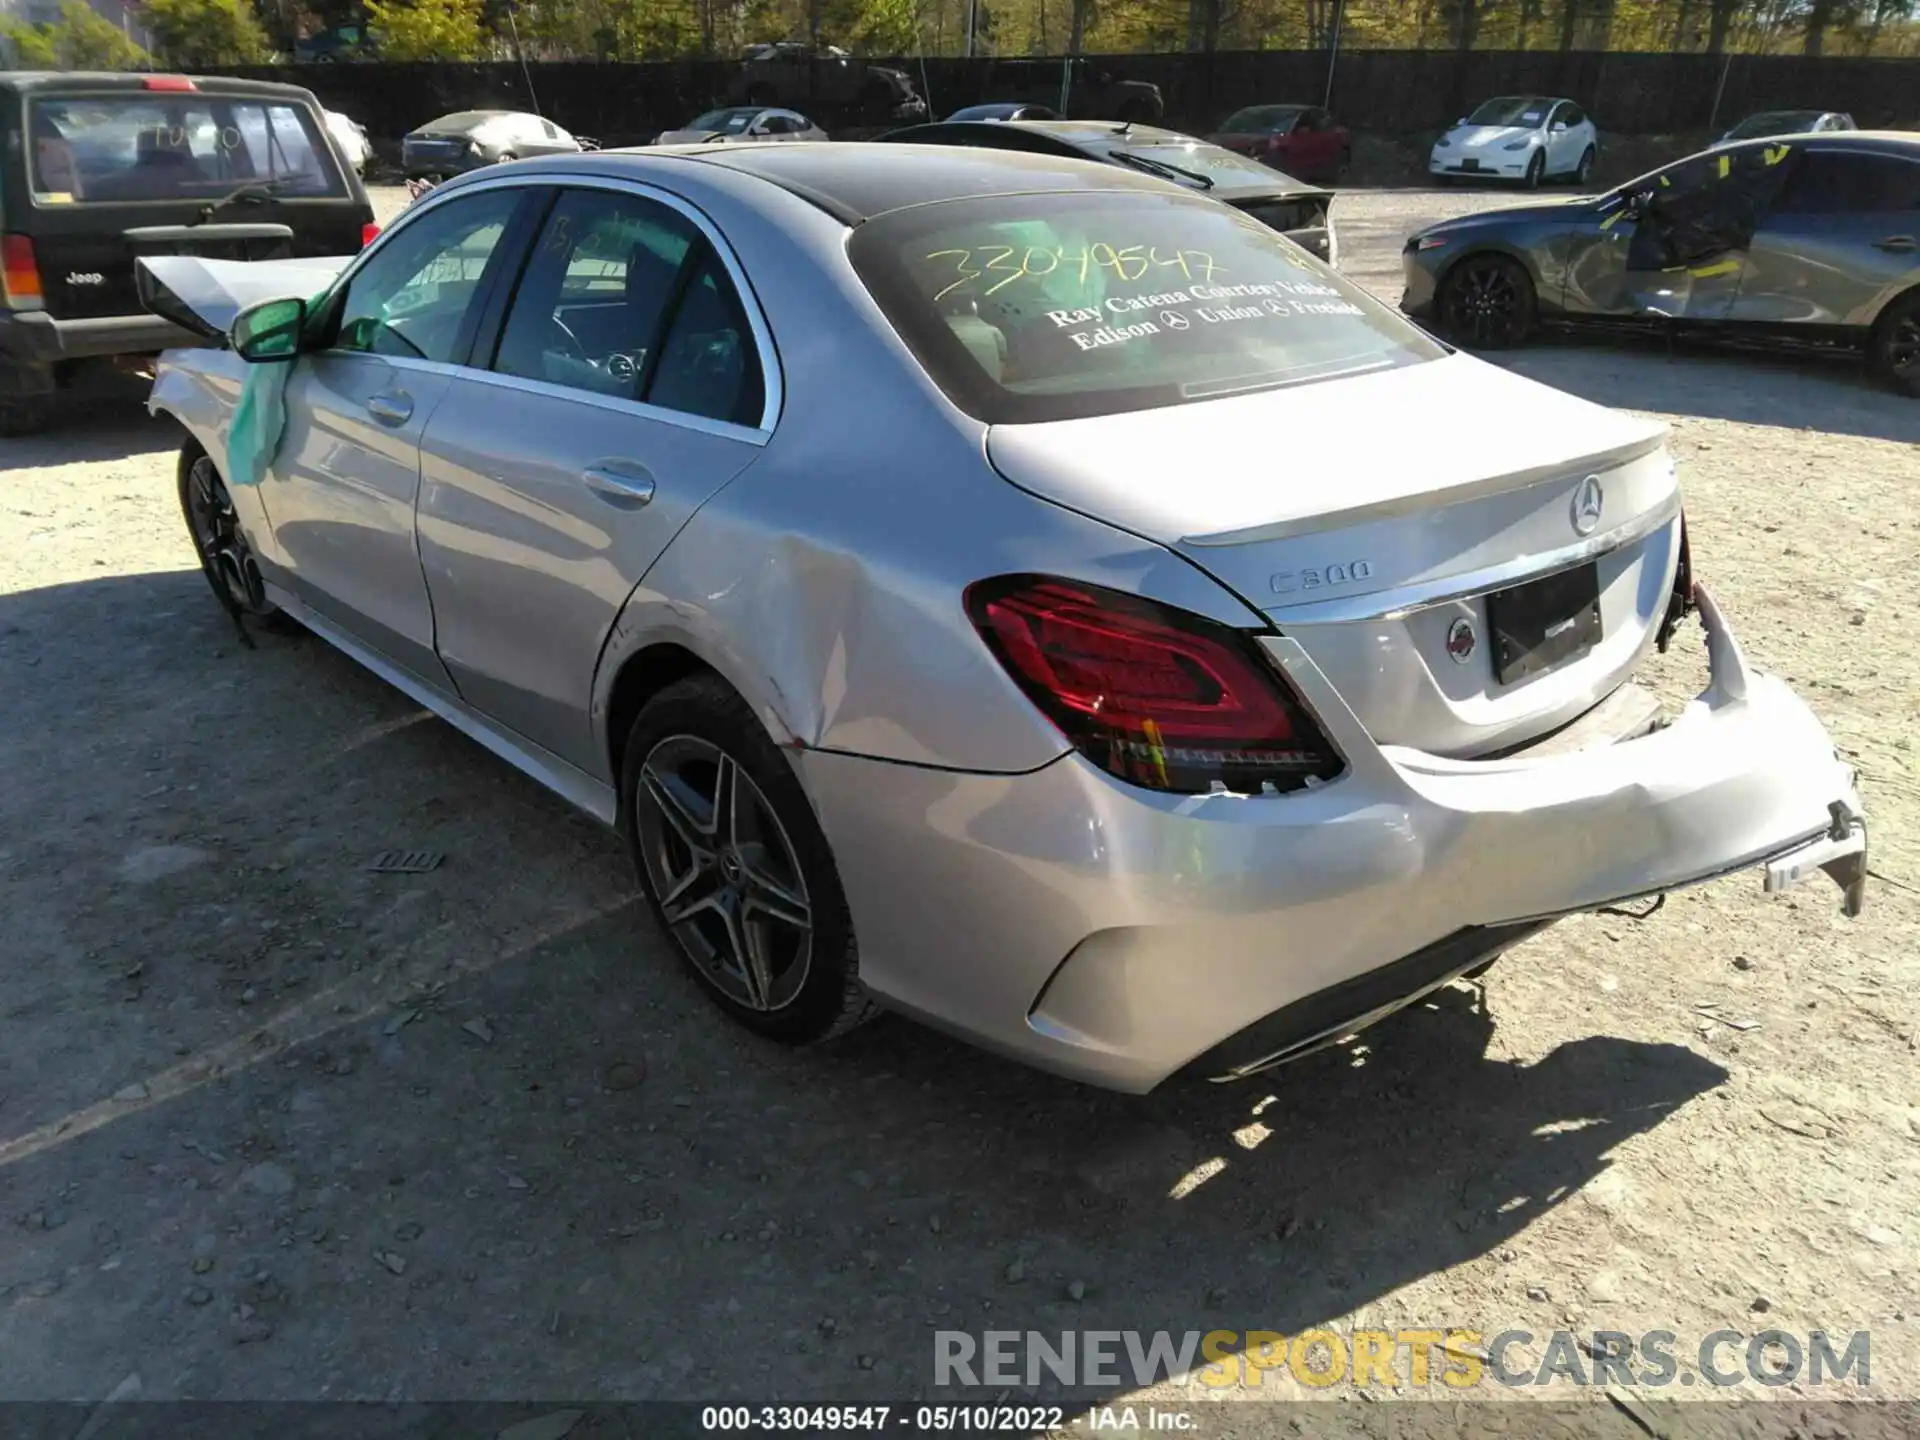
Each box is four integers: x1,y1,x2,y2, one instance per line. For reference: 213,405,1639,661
666,140,1179,221
1728,130,1915,151
0,71,321,101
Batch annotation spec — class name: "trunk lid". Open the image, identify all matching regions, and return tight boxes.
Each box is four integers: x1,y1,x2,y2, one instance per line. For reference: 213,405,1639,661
986,354,1682,758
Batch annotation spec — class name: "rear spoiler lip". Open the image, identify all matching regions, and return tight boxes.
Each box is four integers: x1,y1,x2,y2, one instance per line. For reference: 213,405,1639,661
1177,430,1670,548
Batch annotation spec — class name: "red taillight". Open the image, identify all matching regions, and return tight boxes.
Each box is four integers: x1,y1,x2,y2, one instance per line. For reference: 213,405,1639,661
142,74,197,91
2,234,42,308
965,575,1342,795
361,222,381,248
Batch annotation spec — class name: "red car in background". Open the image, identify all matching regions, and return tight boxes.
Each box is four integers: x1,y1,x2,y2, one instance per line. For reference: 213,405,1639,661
1209,103,1351,182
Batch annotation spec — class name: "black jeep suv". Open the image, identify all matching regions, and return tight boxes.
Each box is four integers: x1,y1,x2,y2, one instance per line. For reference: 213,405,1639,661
0,71,375,434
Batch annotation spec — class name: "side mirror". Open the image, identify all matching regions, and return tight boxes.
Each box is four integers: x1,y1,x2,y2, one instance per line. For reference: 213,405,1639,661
1551,119,1569,132
230,295,307,363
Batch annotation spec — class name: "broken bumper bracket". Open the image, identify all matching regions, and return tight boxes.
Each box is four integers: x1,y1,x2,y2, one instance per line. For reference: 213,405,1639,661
1765,797,1869,918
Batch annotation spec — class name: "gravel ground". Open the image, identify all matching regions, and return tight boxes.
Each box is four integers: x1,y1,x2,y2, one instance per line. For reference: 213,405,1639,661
0,185,1916,1428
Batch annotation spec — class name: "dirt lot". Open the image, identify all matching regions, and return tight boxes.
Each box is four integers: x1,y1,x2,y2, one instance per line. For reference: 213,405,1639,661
1,185,1917,1429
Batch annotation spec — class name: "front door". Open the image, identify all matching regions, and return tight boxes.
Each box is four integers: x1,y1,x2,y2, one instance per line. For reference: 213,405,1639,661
266,186,526,685
1564,145,1787,322
1727,146,1920,325
416,184,773,773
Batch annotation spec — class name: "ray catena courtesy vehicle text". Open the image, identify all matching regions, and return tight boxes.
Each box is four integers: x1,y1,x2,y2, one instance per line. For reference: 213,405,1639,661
138,144,1866,1093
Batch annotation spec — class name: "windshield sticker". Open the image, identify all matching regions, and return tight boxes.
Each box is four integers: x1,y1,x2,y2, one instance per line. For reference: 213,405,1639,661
1042,278,1365,352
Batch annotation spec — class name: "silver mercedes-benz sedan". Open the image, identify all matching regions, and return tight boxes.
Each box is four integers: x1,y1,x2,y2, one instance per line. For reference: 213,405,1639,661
136,144,1867,1093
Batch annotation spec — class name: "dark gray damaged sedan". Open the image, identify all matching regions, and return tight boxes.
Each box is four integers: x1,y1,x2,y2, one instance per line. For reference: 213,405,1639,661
1402,131,1920,395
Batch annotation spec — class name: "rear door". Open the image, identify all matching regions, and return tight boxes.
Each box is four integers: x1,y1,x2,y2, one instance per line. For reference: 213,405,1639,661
415,182,774,771
1727,147,1920,327
22,87,363,321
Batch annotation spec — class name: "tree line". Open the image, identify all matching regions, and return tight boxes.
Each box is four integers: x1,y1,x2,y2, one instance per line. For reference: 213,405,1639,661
4,0,1914,72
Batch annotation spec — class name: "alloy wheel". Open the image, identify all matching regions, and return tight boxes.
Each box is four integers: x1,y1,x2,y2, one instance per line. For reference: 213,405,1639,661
634,734,814,1012
185,455,270,613
1443,259,1529,347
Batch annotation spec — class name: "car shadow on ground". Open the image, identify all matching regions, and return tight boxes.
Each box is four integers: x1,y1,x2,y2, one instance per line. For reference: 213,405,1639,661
0,570,1729,1402
1492,333,1920,444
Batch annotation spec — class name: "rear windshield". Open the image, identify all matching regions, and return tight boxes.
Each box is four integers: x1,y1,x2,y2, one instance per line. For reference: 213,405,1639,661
1219,106,1304,133
1110,140,1300,192
849,189,1443,424
27,94,346,204
424,111,504,131
1725,111,1821,139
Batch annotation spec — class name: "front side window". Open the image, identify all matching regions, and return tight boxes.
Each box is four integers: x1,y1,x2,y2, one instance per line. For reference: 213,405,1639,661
1219,106,1302,134
27,95,346,204
851,189,1444,425
332,189,521,363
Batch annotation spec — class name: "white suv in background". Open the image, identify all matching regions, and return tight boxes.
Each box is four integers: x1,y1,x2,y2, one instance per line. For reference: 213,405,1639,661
1430,96,1599,188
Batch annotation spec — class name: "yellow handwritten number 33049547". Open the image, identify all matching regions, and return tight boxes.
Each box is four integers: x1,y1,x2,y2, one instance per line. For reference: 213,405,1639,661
923,244,1226,302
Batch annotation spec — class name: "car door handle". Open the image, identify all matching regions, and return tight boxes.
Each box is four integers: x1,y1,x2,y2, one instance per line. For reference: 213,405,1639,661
582,462,656,507
1873,235,1916,252
366,392,413,425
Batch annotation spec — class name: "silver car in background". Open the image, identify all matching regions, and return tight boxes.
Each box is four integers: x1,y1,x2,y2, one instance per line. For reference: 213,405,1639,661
655,107,828,145
138,145,1866,1093
400,109,582,177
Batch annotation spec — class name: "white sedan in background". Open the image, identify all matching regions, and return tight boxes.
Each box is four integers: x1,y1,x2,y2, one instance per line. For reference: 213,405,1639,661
1430,96,1598,188
655,106,828,146
325,109,372,175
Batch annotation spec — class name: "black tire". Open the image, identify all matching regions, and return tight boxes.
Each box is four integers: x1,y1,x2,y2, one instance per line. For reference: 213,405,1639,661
1522,150,1545,189
177,444,293,627
1572,146,1595,187
1437,252,1538,349
622,673,877,1045
1871,290,1920,397
0,394,54,437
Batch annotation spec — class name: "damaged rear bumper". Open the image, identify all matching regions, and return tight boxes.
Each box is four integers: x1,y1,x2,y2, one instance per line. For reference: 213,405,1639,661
800,581,1865,1093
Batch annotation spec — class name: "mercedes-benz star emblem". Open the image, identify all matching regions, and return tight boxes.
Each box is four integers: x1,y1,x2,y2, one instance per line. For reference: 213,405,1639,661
1570,474,1604,536
1446,617,1477,664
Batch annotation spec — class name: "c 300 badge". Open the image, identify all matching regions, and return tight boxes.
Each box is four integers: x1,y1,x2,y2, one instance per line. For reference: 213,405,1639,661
1270,559,1374,595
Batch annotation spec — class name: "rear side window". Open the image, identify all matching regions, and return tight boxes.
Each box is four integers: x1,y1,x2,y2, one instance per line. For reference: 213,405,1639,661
492,187,764,427
27,95,347,204
1774,151,1920,214
850,189,1444,425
